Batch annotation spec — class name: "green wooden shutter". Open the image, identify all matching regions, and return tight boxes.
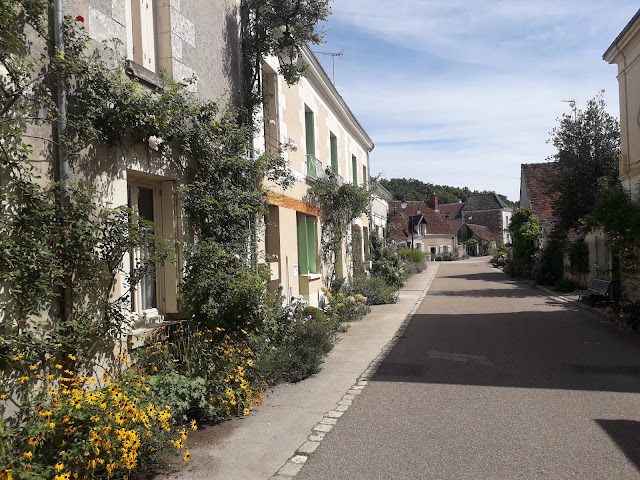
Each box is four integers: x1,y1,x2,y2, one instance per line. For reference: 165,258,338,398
305,110,315,157
352,155,358,186
307,216,317,273
330,134,338,173
297,213,308,275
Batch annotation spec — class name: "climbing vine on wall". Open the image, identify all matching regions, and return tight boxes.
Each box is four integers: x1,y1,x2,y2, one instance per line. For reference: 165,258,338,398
310,168,372,287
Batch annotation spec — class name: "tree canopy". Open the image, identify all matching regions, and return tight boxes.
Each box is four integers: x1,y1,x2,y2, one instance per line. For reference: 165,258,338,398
547,91,621,233
379,178,515,207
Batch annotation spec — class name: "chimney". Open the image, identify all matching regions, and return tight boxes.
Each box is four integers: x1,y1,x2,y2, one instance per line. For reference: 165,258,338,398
428,192,439,212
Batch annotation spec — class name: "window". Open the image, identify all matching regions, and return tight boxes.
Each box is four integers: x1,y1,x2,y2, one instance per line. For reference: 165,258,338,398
128,181,159,313
127,177,179,317
296,213,318,274
352,155,358,186
362,165,367,189
330,133,338,173
126,0,157,72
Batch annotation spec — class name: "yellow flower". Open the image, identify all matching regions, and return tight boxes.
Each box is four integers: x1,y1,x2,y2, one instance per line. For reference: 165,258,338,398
23,451,33,459
183,451,191,461
27,437,38,446
55,364,63,369
68,354,76,361
12,353,23,360
180,429,187,440
243,408,250,415
23,464,32,472
190,420,198,431
54,463,64,472
0,393,8,399
29,364,37,370
247,359,254,366
48,422,56,428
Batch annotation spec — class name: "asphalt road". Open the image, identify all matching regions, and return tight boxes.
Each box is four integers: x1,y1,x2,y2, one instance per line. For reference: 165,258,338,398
296,260,640,480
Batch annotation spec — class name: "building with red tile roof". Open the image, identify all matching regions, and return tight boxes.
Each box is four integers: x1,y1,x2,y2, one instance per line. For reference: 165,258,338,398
388,200,458,256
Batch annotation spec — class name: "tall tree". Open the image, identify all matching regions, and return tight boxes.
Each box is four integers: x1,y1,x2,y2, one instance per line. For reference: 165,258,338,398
547,91,620,233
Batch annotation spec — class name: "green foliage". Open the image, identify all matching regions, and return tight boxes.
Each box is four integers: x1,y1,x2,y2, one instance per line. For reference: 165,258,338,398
323,288,370,324
587,182,640,277
553,278,577,293
345,275,399,305
434,251,459,261
567,237,591,275
179,240,273,332
548,92,621,233
134,324,266,421
492,247,509,267
310,169,372,285
250,301,336,384
533,238,565,286
243,0,331,112
0,182,171,416
508,207,541,264
380,178,516,207
398,248,425,264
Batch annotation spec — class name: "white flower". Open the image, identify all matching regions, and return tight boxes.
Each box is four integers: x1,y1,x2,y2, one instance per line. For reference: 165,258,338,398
192,72,199,82
148,135,163,151
269,119,276,125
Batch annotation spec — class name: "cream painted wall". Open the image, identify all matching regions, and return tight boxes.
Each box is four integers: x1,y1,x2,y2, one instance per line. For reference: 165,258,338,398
261,51,374,303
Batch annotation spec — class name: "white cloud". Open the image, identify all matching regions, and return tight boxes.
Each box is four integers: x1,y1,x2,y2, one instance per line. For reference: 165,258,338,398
315,1,637,200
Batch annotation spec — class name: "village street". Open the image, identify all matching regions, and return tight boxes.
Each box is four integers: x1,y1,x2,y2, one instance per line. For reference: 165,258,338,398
296,260,640,480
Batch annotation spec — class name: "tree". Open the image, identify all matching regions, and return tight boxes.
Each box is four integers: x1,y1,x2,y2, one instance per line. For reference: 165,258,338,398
547,91,621,233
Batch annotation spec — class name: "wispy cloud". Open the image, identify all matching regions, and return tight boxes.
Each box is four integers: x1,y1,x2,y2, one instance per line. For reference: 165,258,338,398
316,1,638,200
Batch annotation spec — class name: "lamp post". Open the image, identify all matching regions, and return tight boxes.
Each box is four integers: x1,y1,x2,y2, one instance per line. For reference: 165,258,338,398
400,202,420,249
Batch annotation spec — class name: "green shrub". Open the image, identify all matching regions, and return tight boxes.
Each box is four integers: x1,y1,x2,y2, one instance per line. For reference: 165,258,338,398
346,274,399,305
323,289,371,324
552,278,577,292
180,240,273,332
533,239,565,285
398,248,425,263
250,303,336,384
435,251,459,261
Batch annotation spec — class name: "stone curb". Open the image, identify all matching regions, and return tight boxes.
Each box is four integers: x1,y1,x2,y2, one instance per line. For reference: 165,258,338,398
268,264,440,479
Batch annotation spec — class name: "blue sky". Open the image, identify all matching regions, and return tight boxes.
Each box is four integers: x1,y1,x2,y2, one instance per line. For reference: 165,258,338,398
314,1,639,202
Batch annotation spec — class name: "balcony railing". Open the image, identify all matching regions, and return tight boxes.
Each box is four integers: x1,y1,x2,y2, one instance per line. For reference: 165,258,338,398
306,154,324,180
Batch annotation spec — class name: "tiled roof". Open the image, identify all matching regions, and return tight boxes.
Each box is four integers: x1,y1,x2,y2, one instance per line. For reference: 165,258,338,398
438,202,464,219
462,192,511,212
466,223,493,241
388,201,455,238
521,163,559,222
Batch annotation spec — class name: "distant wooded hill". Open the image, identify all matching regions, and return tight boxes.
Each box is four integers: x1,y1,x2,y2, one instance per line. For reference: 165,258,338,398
379,178,517,207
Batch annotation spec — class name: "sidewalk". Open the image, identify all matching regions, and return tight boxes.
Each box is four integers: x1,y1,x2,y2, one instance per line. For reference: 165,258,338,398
155,263,439,480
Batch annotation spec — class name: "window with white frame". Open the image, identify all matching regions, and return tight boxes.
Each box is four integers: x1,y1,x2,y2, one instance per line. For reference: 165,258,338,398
127,178,179,318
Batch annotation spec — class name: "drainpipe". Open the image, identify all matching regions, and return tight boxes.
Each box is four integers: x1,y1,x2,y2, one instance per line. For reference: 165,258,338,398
53,0,68,188
53,0,72,322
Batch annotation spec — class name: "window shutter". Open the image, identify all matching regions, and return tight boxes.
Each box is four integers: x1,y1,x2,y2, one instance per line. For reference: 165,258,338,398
352,155,358,186
307,216,317,273
140,0,156,72
330,134,338,173
305,110,315,157
297,213,308,275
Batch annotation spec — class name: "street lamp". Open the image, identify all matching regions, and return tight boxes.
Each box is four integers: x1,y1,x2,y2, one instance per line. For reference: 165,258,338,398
400,202,420,249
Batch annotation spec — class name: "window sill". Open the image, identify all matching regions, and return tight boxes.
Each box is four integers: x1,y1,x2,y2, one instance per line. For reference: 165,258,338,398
125,60,166,89
300,273,322,281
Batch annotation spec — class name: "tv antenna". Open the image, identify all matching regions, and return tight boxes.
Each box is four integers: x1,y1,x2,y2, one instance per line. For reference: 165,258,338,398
312,49,344,84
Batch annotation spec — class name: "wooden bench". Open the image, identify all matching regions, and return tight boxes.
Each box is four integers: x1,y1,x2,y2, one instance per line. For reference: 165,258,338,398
577,278,612,306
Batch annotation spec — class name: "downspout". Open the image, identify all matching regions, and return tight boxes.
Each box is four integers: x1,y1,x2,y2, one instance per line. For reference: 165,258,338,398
53,0,69,188
53,0,72,322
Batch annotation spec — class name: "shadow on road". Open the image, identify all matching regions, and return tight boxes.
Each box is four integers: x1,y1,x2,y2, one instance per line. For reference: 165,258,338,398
373,310,640,393
428,288,541,299
595,420,640,471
